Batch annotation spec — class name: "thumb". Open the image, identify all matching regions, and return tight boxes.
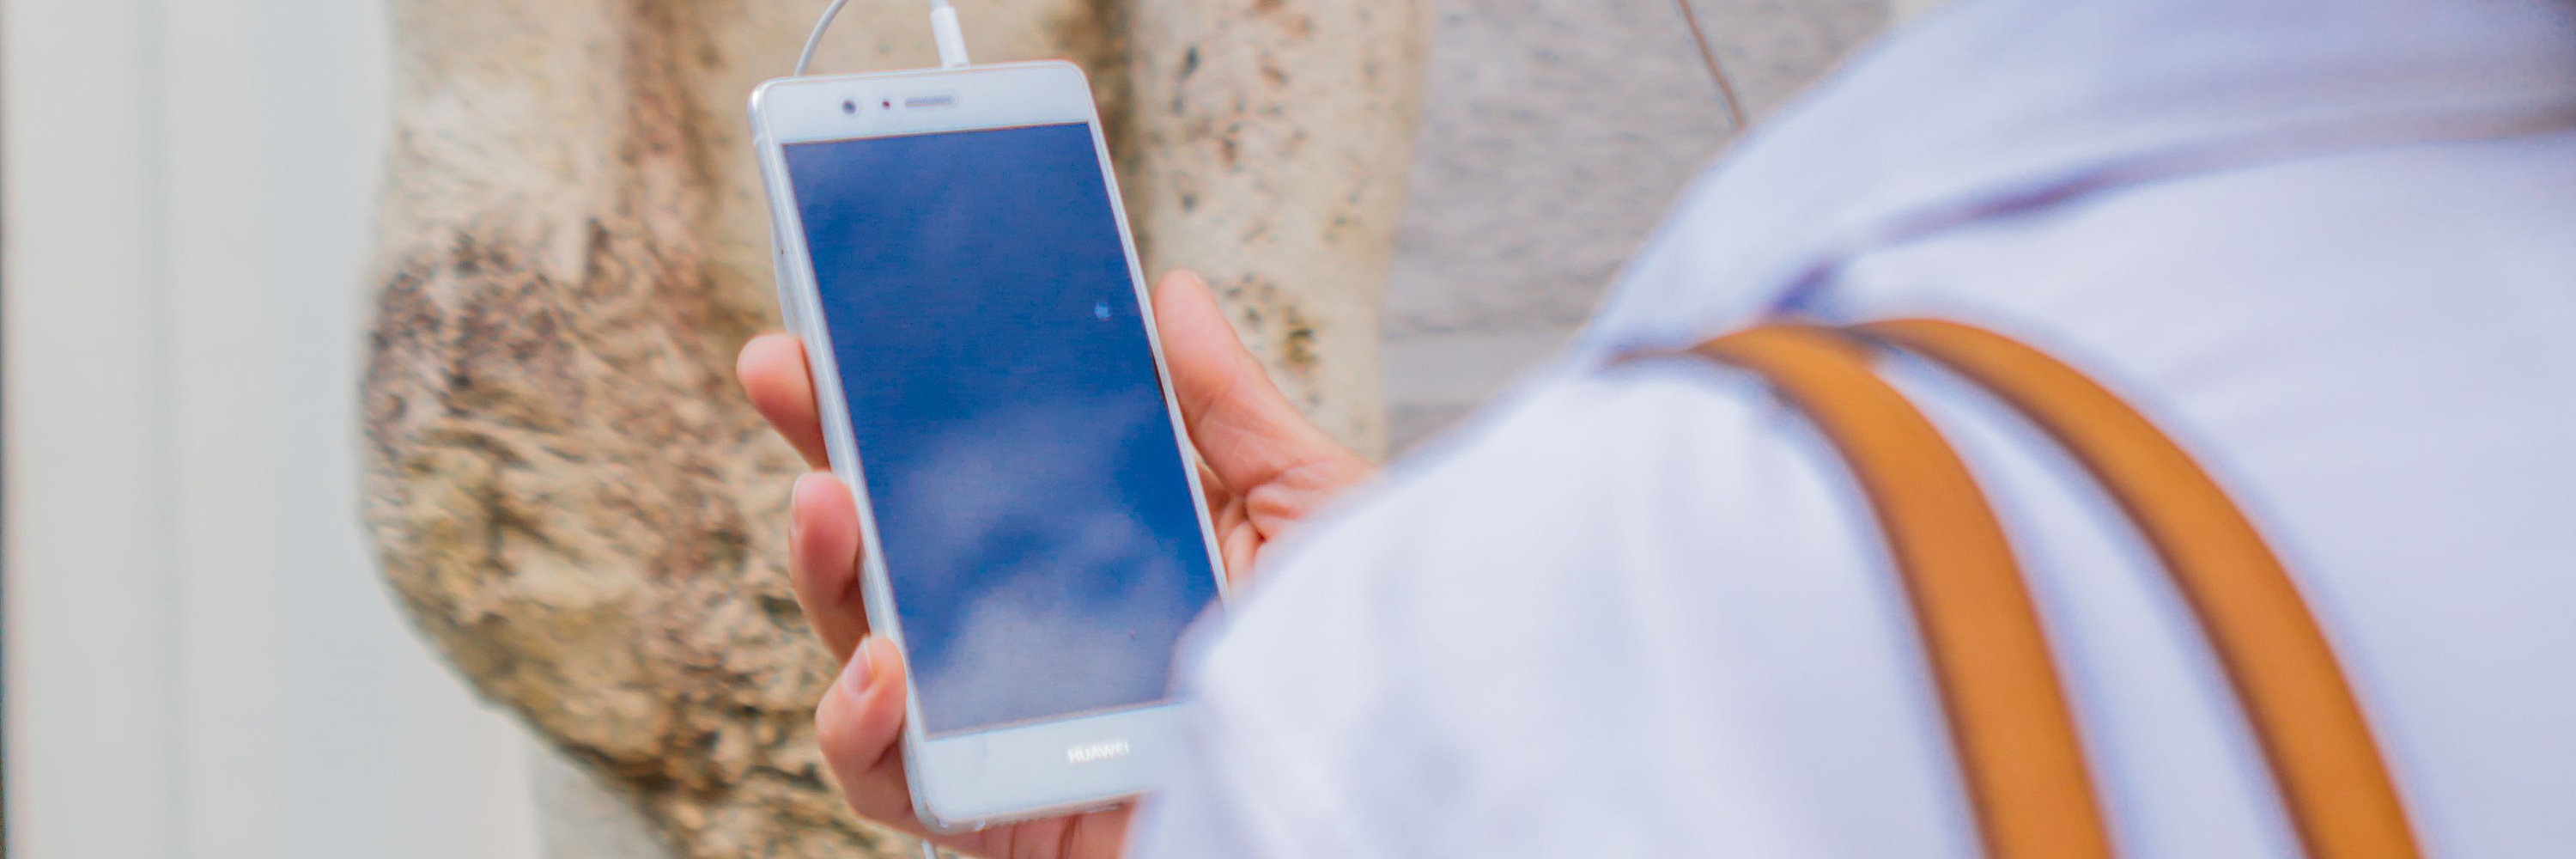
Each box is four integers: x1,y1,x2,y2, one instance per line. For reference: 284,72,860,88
1149,271,1364,500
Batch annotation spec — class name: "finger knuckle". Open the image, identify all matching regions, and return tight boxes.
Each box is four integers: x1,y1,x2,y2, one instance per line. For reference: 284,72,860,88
813,698,864,761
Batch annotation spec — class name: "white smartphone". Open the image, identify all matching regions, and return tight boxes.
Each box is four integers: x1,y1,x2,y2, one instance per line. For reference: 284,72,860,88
746,61,1229,831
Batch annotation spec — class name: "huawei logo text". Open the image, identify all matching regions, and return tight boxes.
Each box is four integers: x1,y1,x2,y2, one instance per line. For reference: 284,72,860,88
1065,740,1131,764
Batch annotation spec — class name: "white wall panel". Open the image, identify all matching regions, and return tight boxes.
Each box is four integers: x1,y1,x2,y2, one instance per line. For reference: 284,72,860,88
3,0,182,854
4,2,545,857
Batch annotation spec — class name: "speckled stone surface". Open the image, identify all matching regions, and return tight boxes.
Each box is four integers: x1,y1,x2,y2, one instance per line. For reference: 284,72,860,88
360,1,1425,856
1381,0,1889,450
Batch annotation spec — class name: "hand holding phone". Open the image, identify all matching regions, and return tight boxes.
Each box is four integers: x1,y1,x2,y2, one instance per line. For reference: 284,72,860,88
749,54,1371,842
738,270,1367,856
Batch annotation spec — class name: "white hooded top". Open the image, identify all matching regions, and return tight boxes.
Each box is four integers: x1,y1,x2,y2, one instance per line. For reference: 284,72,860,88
1132,0,2576,856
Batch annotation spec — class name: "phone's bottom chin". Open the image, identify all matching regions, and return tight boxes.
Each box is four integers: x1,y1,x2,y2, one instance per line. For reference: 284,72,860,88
907,704,1187,833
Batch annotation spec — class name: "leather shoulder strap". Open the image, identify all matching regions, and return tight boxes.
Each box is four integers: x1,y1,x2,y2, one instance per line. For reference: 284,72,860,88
1689,324,2117,859
1856,318,2421,859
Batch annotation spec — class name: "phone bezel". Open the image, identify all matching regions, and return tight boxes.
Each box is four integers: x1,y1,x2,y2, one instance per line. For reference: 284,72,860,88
747,60,1230,833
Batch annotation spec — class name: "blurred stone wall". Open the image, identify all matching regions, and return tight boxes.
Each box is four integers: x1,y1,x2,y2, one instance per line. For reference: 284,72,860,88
1382,0,1891,450
363,1,1427,856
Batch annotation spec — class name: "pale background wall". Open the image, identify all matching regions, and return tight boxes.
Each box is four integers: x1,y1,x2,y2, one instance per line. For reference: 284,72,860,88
2,1,543,857
3,0,1898,856
1384,0,1889,450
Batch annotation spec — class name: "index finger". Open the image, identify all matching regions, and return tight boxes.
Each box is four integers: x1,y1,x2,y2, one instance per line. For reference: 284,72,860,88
738,332,832,468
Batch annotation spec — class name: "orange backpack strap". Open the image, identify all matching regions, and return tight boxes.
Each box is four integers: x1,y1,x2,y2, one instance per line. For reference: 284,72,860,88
1853,318,2421,859
1689,324,2117,859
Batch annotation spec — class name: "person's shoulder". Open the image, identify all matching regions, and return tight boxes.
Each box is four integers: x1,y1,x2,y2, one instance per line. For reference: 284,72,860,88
1202,350,1911,703
1156,357,1970,856
1229,355,1823,635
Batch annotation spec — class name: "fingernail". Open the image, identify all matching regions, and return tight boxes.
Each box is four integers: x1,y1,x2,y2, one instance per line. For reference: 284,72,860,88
788,472,818,545
837,637,877,704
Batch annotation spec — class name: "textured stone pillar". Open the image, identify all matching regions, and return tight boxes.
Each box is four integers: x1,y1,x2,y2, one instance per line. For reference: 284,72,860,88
358,1,1424,856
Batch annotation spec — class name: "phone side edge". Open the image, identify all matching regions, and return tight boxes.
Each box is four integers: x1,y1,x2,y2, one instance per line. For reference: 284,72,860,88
748,87,951,838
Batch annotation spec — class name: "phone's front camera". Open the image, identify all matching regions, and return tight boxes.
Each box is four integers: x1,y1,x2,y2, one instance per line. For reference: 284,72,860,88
841,99,858,115
880,99,894,111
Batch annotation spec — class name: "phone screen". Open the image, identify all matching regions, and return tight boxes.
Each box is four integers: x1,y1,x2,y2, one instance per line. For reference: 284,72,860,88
783,121,1221,737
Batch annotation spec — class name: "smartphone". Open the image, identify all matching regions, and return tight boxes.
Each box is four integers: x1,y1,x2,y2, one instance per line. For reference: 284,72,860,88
746,61,1228,831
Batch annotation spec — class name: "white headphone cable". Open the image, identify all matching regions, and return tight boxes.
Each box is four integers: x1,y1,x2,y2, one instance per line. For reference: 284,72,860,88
795,0,971,77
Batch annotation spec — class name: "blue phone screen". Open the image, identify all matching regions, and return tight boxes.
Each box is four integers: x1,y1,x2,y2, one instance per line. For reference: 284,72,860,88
783,122,1220,736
